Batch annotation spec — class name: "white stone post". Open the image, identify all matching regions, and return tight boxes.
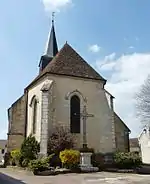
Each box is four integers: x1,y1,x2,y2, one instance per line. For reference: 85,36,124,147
80,152,92,167
40,81,52,156
110,96,116,151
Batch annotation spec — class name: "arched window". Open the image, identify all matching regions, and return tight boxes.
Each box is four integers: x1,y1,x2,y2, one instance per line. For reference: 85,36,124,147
32,99,38,134
32,99,37,134
30,95,39,135
70,95,80,133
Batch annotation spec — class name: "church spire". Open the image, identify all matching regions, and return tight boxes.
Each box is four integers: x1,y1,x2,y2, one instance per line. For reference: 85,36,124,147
39,12,58,72
44,12,58,57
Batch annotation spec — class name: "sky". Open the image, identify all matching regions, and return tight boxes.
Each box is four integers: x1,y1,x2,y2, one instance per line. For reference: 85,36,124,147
0,0,150,139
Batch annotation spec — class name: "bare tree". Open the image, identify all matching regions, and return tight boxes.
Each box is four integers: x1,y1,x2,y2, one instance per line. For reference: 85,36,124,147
135,75,150,126
47,125,76,155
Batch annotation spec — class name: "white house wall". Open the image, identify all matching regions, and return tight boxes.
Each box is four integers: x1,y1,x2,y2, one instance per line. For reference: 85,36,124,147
139,130,150,164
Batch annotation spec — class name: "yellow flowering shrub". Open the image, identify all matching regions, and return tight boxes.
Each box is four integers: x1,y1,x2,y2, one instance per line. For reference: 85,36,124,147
59,149,80,168
11,149,21,160
10,149,21,166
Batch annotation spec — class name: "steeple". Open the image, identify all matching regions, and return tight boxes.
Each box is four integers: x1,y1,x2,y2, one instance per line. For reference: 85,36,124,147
44,12,58,57
39,12,58,72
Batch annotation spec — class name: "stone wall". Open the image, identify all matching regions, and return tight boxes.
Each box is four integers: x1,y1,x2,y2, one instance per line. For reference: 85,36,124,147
27,74,114,153
7,94,26,152
114,113,130,152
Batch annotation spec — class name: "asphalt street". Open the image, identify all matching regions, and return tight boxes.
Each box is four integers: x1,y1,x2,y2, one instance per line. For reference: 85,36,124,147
0,172,26,184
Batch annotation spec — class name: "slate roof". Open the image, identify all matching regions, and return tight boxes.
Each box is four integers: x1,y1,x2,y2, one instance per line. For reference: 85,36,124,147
26,43,106,89
45,22,58,58
39,21,58,70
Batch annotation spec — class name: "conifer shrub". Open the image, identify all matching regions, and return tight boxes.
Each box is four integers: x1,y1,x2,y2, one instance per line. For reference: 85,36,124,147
59,149,80,169
20,135,40,161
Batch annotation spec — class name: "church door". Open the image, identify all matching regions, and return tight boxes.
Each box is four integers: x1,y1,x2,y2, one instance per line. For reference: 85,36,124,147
70,95,80,133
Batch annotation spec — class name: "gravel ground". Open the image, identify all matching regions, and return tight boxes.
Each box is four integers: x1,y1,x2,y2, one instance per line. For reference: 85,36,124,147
0,168,150,184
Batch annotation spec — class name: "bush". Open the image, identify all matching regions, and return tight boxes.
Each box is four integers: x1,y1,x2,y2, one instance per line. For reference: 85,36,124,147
114,152,142,169
22,158,30,168
91,152,104,169
20,134,40,161
3,152,11,167
59,149,80,169
48,126,75,155
47,153,62,168
10,149,21,166
28,158,49,173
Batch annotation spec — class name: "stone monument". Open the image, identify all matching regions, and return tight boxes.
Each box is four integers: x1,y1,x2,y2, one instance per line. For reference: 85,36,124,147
79,105,99,172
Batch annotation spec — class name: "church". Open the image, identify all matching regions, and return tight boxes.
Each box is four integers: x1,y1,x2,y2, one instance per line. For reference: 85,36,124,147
7,18,130,154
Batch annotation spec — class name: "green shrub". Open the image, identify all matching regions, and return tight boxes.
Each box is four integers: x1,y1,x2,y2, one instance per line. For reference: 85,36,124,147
10,149,21,166
48,153,62,168
20,134,40,161
59,149,80,169
114,152,142,169
28,158,49,173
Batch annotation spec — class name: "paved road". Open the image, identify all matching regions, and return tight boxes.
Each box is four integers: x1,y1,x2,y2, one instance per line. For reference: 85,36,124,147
0,172,26,184
1,168,150,184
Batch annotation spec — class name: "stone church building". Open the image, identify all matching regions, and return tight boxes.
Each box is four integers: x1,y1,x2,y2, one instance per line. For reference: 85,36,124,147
7,19,130,154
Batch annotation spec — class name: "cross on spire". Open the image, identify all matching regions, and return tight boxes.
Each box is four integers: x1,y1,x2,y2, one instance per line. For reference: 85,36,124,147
52,12,55,24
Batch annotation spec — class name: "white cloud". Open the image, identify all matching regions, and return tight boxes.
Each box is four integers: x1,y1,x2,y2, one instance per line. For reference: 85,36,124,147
99,62,116,71
42,0,72,12
89,44,101,53
129,46,134,49
105,52,116,61
96,52,116,71
96,52,150,137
